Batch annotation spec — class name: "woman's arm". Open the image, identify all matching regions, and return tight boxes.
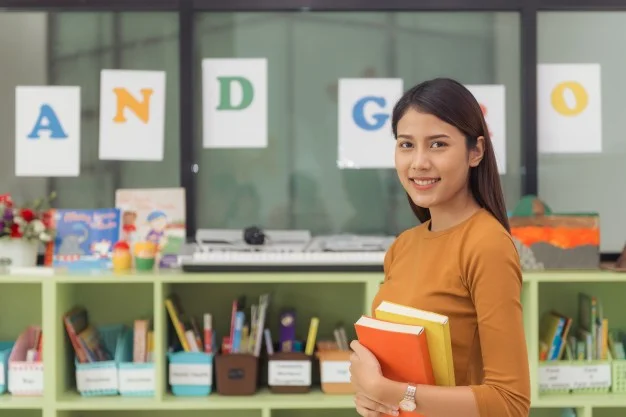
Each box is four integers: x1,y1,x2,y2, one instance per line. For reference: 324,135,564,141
370,230,530,417
375,379,480,417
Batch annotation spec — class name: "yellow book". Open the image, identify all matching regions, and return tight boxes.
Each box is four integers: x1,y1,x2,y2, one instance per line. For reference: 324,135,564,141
375,301,455,386
165,299,190,352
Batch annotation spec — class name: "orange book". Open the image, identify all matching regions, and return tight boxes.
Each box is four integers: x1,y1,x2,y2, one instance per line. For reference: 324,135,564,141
354,315,435,417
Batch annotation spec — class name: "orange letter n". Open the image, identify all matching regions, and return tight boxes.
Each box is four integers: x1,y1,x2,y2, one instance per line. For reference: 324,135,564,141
112,88,154,124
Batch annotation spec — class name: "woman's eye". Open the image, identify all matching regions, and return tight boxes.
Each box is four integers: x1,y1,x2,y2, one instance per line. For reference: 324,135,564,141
431,141,446,148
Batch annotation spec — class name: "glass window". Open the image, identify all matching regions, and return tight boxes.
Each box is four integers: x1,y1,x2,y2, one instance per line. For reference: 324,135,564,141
194,11,521,235
0,11,180,209
537,12,622,253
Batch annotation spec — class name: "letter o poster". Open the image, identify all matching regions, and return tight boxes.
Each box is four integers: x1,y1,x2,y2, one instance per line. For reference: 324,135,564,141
538,63,602,154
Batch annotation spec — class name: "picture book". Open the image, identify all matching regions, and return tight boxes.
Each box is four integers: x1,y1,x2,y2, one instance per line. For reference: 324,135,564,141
47,208,122,271
355,315,434,417
115,187,185,269
375,301,455,387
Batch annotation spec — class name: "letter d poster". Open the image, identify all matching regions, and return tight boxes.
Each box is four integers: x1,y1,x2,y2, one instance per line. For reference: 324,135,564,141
202,58,268,149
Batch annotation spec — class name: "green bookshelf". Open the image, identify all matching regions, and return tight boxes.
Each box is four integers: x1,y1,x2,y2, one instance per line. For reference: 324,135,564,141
0,270,625,417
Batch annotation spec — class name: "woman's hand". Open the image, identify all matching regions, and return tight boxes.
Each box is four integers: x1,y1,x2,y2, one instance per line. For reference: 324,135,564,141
350,340,399,416
354,391,399,416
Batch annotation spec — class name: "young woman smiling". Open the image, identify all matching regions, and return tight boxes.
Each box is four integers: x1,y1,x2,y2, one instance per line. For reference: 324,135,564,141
349,78,531,417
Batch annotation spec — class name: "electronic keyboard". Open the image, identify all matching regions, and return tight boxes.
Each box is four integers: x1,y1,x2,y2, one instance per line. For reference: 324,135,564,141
181,251,386,272
179,228,392,272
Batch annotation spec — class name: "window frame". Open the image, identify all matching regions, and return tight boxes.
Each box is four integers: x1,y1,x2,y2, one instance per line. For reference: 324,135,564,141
1,0,622,256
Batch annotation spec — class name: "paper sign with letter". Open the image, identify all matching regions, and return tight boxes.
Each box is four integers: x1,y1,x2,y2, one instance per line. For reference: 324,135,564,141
98,69,166,161
337,78,403,169
465,84,507,174
202,58,267,149
15,86,80,177
538,63,602,154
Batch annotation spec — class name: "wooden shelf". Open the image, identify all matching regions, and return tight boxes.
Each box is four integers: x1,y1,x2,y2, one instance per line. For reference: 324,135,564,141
0,270,624,416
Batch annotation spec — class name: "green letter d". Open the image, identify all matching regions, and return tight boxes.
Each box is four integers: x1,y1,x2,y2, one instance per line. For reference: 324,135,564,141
217,76,254,110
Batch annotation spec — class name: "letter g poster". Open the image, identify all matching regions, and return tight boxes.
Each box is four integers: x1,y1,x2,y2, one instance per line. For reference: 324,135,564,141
337,78,403,169
202,58,268,149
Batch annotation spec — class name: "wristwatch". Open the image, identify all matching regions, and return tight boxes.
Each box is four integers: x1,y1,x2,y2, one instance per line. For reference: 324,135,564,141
399,384,417,412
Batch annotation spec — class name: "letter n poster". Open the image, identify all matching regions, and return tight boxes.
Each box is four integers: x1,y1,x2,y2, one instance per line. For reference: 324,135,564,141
202,58,268,149
98,69,166,161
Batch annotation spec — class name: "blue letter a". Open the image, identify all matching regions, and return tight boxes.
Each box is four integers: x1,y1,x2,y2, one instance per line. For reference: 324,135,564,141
352,96,389,131
27,104,68,139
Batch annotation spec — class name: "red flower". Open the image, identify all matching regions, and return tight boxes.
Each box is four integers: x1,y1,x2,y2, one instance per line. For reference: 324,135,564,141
10,223,22,238
20,208,35,222
0,194,13,208
42,211,52,228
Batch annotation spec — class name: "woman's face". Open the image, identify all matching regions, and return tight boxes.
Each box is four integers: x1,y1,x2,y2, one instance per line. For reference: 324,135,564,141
394,109,484,211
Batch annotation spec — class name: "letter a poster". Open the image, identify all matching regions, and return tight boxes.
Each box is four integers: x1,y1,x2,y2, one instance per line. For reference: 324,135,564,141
202,58,268,149
98,69,166,161
15,86,81,177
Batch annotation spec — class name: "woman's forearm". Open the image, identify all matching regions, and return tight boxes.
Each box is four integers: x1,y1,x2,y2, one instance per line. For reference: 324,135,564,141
376,377,480,417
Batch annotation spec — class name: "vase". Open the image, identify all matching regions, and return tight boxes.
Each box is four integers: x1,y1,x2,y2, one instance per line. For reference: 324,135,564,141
0,239,39,268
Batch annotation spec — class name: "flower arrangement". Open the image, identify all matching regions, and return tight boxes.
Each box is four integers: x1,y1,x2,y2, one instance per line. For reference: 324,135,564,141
0,192,56,243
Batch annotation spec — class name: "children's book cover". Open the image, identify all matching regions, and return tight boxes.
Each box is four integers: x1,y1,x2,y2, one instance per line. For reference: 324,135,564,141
48,208,122,270
115,187,185,269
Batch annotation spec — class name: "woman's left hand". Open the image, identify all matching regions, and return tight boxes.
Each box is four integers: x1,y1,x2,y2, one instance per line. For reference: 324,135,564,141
349,340,387,401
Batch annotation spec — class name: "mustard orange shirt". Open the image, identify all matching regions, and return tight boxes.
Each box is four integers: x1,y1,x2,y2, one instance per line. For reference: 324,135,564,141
372,208,531,417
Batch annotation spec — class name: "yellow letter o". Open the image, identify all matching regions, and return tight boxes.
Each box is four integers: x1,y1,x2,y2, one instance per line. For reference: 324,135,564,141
551,81,588,116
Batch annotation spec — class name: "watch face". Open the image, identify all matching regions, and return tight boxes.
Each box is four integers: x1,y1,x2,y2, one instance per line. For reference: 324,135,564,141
399,399,416,412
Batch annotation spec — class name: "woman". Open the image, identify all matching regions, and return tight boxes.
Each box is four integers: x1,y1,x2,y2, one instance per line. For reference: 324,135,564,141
349,78,531,417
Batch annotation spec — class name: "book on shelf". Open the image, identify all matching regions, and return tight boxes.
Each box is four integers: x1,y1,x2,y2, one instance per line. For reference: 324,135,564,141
63,306,110,363
374,301,455,387
354,315,434,416
539,291,624,362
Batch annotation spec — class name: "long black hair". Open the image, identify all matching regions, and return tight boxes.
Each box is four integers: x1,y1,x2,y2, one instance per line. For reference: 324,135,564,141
391,78,510,233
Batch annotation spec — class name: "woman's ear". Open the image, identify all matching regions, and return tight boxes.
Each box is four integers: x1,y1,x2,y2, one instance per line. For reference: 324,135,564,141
469,136,485,167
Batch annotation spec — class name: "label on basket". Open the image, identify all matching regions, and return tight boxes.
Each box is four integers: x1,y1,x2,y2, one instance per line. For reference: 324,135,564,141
268,360,311,386
321,360,351,384
76,367,118,392
9,365,44,393
119,367,155,392
572,364,611,389
538,364,574,390
169,363,212,386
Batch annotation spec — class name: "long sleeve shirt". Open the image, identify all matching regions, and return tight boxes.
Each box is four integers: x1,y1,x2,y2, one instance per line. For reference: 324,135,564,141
371,208,531,417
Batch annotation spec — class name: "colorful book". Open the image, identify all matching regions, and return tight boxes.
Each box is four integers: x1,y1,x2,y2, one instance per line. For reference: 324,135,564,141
48,208,121,271
375,301,455,387
115,187,185,269
355,315,434,417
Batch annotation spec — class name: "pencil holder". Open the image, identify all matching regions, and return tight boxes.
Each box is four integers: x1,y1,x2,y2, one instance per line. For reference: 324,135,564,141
0,341,14,394
8,326,44,396
168,351,213,396
317,350,354,394
117,327,155,397
75,324,125,397
267,351,312,394
215,353,259,395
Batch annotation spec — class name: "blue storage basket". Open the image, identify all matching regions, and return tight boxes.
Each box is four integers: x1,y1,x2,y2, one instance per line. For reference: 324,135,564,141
168,351,213,396
0,341,14,394
75,324,125,397
118,327,155,397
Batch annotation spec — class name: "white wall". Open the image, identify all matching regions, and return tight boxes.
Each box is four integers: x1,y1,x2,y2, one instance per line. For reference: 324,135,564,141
0,12,48,202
